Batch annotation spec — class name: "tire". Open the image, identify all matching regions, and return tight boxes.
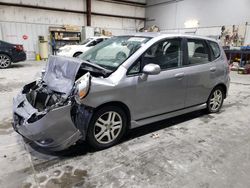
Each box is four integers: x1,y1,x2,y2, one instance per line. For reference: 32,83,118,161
87,106,127,150
73,52,82,57
207,86,225,113
0,54,12,69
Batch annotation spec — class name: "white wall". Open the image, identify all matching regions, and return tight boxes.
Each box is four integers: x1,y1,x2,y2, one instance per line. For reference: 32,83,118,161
146,0,250,44
146,0,250,29
0,0,146,59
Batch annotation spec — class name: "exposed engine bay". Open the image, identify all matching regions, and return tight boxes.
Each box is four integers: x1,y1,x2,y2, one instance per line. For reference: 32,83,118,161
14,55,111,124
12,56,111,150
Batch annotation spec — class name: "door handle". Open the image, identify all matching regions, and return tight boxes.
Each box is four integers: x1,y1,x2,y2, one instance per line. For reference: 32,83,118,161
210,67,216,72
174,73,184,79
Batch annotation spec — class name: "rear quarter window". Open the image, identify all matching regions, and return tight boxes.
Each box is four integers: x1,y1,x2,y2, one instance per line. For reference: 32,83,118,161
208,41,221,60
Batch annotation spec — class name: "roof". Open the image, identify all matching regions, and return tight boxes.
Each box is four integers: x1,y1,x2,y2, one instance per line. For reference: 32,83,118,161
90,36,110,39
119,32,218,42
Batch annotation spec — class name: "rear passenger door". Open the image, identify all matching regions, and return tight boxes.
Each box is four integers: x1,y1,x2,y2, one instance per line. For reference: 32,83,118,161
184,38,217,107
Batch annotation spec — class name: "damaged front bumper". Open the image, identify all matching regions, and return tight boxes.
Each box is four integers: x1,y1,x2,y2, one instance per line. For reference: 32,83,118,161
13,93,82,151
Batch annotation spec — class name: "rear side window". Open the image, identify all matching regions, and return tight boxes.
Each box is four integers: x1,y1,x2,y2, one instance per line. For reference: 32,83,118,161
208,41,220,60
187,39,209,65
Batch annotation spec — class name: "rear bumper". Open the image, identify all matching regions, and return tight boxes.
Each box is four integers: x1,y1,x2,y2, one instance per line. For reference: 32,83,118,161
13,93,82,151
12,51,26,62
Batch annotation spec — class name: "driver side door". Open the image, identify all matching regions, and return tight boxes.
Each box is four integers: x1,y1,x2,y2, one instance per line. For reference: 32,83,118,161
129,37,187,121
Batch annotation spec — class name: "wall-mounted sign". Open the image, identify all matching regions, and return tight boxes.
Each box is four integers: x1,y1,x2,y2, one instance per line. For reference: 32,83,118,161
22,35,28,40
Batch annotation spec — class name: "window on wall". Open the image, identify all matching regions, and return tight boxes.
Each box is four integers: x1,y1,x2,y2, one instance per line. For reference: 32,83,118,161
208,41,221,60
141,38,182,70
187,39,210,65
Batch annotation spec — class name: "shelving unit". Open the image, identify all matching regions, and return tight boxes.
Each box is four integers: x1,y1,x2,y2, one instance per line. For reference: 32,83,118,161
49,26,81,52
225,49,250,66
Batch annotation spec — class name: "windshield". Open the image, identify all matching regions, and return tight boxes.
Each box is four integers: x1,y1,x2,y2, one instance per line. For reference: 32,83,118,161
78,36,151,71
80,38,93,45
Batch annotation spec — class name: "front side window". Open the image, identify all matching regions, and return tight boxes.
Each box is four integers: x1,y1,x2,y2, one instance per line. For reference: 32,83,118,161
141,38,182,70
79,36,151,71
187,39,209,65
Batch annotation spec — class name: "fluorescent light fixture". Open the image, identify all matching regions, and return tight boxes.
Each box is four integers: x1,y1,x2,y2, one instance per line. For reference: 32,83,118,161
184,19,199,28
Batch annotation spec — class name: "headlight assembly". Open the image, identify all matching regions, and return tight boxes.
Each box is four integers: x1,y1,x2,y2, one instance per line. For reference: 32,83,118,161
75,72,91,103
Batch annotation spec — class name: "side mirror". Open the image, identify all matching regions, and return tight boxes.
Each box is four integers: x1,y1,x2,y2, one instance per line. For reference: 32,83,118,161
140,63,161,80
143,63,161,75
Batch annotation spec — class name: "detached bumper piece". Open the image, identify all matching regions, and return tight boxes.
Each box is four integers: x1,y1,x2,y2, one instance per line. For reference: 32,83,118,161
13,93,81,151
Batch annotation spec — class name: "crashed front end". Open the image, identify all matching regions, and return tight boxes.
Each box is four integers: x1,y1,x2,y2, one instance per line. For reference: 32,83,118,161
12,56,94,151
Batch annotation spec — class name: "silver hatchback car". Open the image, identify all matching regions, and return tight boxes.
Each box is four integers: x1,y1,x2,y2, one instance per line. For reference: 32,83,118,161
13,33,230,150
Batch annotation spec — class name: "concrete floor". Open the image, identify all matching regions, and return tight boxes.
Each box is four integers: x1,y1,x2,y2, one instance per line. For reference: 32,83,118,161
1,61,250,188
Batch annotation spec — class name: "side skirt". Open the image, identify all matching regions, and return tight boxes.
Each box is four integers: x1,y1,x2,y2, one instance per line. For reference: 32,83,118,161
130,103,207,129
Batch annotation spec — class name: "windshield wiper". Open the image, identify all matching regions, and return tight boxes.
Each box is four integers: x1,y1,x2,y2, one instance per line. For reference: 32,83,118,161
81,60,112,76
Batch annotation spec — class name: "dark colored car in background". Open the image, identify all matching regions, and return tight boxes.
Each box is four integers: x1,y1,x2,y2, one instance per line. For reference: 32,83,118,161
0,40,26,69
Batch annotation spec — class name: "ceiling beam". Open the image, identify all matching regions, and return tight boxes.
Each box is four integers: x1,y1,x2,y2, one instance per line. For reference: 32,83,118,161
0,2,145,21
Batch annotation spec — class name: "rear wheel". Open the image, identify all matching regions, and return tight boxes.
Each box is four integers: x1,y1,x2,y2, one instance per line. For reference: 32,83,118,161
207,86,224,113
87,106,127,150
0,54,11,69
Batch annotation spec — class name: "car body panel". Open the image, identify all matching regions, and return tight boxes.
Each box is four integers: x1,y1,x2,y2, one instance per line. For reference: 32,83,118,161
13,93,81,151
43,55,82,97
131,104,207,128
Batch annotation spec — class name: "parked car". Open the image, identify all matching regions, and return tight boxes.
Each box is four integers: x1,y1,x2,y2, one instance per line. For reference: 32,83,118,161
57,36,109,57
0,40,26,69
12,33,230,151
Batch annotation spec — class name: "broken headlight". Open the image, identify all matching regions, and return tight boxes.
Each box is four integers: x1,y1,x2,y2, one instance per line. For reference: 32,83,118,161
74,72,91,103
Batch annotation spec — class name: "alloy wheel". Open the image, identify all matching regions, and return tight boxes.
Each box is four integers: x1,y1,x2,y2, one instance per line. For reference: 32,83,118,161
209,89,223,111
0,54,11,68
94,111,123,144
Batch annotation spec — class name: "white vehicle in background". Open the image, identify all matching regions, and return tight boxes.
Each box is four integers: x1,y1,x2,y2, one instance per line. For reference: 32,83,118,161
57,36,110,57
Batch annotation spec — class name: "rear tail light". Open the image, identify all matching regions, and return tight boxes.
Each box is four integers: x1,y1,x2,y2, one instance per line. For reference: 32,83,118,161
14,45,24,52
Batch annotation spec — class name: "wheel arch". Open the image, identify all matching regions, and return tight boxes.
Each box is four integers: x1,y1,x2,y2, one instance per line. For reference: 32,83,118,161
93,101,131,128
73,51,83,57
211,83,227,99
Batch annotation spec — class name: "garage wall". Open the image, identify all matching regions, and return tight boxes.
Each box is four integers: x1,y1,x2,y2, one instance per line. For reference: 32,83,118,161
0,0,146,59
146,0,250,29
146,0,250,44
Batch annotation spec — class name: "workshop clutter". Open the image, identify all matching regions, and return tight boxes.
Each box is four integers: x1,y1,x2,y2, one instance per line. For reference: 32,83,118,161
225,45,250,74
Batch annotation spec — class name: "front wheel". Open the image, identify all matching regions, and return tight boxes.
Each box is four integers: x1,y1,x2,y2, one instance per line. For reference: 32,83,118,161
87,106,127,150
207,87,224,113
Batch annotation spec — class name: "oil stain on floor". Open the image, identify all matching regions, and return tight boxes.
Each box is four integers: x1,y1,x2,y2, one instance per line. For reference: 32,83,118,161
22,165,90,188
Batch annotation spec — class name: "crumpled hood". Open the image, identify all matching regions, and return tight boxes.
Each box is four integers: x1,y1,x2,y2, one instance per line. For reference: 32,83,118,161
43,55,82,96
